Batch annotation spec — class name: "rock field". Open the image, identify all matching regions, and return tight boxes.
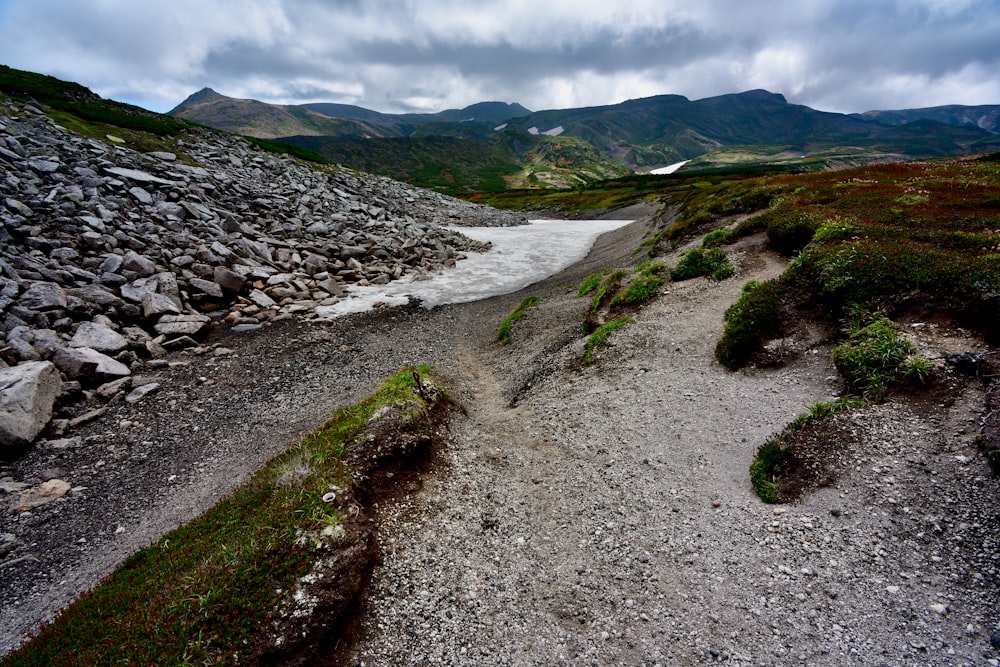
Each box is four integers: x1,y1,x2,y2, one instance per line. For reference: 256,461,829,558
0,98,523,453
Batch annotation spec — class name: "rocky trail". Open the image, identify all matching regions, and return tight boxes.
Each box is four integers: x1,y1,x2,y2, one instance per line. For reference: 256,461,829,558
0,98,998,665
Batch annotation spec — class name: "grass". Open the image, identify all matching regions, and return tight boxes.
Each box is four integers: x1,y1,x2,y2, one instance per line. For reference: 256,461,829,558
589,271,627,312
583,317,634,365
577,272,607,296
611,262,666,306
671,247,735,282
831,310,915,402
715,279,786,370
498,296,541,345
3,366,439,666
749,397,866,503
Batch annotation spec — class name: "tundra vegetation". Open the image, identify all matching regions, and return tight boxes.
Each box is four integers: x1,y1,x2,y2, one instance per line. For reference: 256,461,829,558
3,367,444,666
498,296,542,345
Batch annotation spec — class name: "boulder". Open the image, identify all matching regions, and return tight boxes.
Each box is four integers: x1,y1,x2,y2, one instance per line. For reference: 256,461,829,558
154,313,211,338
19,282,66,310
213,266,245,293
52,347,130,383
0,361,61,448
70,321,128,354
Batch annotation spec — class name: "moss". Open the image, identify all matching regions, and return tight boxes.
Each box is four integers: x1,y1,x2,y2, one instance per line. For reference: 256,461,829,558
577,272,606,297
715,279,785,369
590,271,627,311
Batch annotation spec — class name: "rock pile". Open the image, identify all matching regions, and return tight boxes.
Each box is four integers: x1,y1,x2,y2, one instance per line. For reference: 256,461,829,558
0,98,525,451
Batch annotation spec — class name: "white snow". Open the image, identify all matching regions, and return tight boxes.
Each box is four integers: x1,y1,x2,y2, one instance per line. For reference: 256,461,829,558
314,219,634,318
541,125,565,137
649,159,690,175
527,126,539,135
493,123,508,131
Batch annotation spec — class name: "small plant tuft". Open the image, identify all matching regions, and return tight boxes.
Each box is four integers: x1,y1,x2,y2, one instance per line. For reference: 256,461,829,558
583,317,634,365
903,355,935,384
577,272,606,297
590,271,627,311
498,296,541,345
671,247,735,282
831,311,914,401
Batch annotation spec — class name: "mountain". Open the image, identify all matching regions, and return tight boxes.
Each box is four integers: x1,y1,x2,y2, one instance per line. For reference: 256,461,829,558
853,104,1000,134
170,89,531,139
169,87,1000,192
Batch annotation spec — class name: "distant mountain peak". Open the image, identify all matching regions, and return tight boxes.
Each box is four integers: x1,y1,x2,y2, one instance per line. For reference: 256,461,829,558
169,87,227,114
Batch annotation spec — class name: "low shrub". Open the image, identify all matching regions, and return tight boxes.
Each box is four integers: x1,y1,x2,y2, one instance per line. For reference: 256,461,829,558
611,262,666,307
498,296,541,345
671,247,735,282
831,311,914,401
766,212,820,254
583,317,634,365
715,279,785,369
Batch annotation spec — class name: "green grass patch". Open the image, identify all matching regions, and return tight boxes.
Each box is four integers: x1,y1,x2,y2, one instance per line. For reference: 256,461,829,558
611,262,666,306
671,247,735,282
4,366,436,666
831,310,915,402
590,271,627,311
577,272,607,296
715,279,786,370
750,397,865,503
498,296,541,345
583,317,634,365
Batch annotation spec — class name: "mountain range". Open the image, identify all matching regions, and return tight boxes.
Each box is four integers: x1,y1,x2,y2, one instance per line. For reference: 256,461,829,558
170,87,1000,194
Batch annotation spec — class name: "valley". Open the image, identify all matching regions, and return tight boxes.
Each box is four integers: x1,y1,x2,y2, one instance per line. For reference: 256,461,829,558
0,65,999,665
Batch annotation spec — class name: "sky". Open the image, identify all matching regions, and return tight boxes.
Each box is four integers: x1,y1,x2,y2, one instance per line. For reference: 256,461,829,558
0,0,998,116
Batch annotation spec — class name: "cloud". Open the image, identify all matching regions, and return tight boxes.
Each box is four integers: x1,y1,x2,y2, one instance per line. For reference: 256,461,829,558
0,0,997,114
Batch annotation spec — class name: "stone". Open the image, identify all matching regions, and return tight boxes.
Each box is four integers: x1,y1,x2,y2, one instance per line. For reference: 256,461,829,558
154,313,211,338
121,251,156,278
189,278,224,299
141,292,182,319
19,282,66,310
103,167,176,186
991,630,1000,650
213,266,245,293
125,383,159,403
52,347,130,382
70,321,128,354
147,151,176,162
128,186,153,205
0,361,61,448
249,288,277,309
9,478,71,513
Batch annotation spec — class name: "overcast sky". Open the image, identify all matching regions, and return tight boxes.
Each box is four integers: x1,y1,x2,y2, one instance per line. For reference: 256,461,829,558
1,0,998,116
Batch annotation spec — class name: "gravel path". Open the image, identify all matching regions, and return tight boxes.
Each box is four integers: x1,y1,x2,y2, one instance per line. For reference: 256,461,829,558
347,231,1000,666
2,217,998,664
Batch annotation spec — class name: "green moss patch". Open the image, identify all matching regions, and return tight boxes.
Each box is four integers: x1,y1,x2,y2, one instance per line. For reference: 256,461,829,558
583,317,634,365
498,296,542,345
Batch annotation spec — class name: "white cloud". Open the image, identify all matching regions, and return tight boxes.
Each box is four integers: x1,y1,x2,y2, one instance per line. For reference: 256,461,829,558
0,0,997,114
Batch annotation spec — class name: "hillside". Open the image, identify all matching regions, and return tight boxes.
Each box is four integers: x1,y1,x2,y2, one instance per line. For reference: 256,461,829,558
855,103,1000,134
169,85,1000,193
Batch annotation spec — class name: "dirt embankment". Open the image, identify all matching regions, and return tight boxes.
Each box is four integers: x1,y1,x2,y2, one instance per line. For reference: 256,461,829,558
2,211,999,665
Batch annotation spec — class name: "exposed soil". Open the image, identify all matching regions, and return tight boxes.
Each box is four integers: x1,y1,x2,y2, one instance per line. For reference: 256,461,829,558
2,213,999,665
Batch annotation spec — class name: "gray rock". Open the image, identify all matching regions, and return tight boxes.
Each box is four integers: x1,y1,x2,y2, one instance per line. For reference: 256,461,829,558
154,313,211,338
213,266,245,293
121,251,156,278
147,151,176,162
189,278,224,299
4,198,33,217
0,361,61,448
125,382,159,403
70,321,128,354
19,282,66,310
249,288,277,309
128,186,153,205
52,346,130,382
141,292,182,319
103,167,176,186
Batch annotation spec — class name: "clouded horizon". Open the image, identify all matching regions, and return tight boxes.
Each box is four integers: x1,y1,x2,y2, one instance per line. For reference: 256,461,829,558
1,0,998,116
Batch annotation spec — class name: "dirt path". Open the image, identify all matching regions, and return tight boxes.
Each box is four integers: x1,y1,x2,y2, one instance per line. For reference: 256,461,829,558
347,235,1000,665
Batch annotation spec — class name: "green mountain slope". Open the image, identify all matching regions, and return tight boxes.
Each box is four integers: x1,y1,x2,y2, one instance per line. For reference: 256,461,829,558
853,104,1000,134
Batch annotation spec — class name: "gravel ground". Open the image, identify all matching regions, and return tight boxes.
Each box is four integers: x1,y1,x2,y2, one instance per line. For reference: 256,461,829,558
2,215,998,665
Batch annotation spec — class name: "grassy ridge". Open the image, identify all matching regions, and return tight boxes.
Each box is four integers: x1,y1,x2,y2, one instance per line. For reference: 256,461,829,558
3,367,441,666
